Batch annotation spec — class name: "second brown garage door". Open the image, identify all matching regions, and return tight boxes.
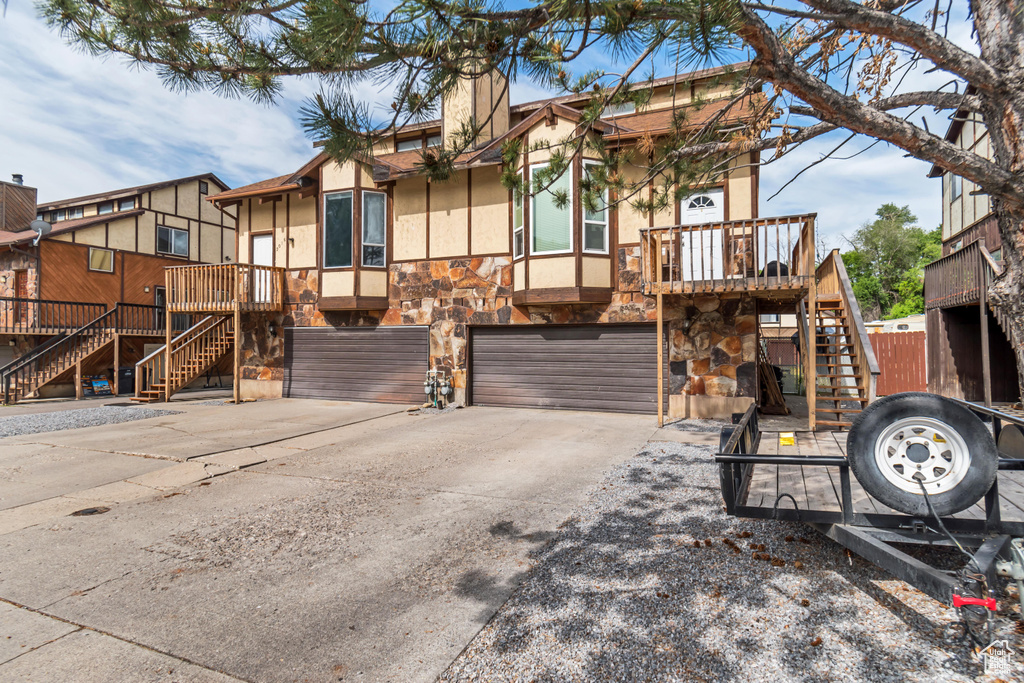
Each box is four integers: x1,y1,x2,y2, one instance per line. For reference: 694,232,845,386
470,324,663,414
284,326,428,404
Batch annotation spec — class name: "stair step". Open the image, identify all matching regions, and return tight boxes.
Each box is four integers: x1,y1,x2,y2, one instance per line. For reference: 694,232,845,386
816,419,854,429
815,408,863,414
815,396,869,402
822,373,862,379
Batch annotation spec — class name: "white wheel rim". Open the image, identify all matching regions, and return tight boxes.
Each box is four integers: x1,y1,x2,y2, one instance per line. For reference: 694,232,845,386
873,416,971,495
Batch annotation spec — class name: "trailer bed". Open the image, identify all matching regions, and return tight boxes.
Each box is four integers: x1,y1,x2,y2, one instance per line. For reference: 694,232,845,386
746,430,1024,523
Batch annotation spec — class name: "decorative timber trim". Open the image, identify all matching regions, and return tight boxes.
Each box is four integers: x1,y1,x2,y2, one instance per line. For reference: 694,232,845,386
510,287,613,306
318,296,390,311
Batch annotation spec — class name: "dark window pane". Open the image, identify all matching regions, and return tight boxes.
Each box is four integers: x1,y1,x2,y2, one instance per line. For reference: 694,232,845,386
362,245,385,267
584,222,606,252
514,230,524,258
324,192,353,268
173,229,189,256
157,227,171,253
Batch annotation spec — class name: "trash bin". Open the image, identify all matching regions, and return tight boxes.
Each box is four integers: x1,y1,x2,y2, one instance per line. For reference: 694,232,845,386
118,367,135,395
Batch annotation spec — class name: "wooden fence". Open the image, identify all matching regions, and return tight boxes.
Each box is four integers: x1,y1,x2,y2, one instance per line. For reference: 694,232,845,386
870,331,926,395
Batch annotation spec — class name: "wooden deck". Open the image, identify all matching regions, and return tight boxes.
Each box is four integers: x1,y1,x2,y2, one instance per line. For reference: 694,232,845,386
747,431,1024,522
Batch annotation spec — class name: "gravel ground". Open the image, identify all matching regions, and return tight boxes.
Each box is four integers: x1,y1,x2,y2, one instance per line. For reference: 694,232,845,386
0,405,180,438
441,440,1024,682
667,418,728,433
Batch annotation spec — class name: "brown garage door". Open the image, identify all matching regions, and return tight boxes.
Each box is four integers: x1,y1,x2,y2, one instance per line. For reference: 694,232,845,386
470,324,663,414
284,326,428,404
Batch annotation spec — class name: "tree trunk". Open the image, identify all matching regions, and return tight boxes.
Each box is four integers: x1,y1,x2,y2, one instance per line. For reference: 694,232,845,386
973,0,1024,402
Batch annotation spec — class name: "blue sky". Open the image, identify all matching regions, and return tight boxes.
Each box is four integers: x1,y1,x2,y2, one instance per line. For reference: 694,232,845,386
0,1,959,248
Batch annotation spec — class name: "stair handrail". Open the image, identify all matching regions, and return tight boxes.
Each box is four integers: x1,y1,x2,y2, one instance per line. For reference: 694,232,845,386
135,315,218,398
826,249,880,402
2,307,117,404
167,316,232,396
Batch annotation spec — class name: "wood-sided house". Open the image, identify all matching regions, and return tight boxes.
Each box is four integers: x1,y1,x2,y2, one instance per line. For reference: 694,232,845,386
0,173,236,398
924,102,1019,405
150,63,872,426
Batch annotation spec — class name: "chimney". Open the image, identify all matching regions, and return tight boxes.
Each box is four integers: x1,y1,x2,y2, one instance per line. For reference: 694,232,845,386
11,174,23,186
0,178,38,232
441,67,510,149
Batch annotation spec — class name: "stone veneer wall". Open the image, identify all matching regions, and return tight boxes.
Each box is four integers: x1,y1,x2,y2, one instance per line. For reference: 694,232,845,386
0,250,38,325
238,246,758,416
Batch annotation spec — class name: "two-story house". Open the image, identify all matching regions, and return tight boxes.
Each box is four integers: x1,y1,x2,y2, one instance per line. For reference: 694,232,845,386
138,63,874,427
0,173,237,400
924,103,1018,405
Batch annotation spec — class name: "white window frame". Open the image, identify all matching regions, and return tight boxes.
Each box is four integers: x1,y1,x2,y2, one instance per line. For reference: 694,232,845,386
361,190,387,268
759,313,781,324
322,190,354,269
88,247,114,273
157,225,189,257
950,173,962,201
600,102,636,118
529,162,574,256
66,207,83,220
513,190,525,260
582,160,609,254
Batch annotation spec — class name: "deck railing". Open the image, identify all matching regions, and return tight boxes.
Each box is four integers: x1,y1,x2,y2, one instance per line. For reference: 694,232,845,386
0,297,106,334
924,240,986,309
640,214,816,295
166,263,286,313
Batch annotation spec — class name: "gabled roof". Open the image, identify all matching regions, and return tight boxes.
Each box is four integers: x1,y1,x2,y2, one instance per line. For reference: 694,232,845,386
0,209,145,247
927,86,980,178
37,172,229,211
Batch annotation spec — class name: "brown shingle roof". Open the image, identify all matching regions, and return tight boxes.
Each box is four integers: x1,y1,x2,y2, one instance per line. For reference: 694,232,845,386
0,209,145,247
37,173,229,211
211,174,299,202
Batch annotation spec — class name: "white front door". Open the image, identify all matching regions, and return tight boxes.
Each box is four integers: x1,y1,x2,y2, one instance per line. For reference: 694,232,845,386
251,235,274,302
679,189,726,281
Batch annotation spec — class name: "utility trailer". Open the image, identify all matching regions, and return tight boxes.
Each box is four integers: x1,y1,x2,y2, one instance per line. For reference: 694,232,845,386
716,394,1024,646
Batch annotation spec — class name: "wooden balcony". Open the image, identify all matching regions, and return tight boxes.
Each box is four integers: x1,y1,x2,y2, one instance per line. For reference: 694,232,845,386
640,214,816,299
924,240,1000,309
165,263,286,313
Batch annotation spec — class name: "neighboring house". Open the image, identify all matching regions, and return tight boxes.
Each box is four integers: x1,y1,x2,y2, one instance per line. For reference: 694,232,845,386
146,62,872,427
865,314,925,334
0,173,237,399
924,103,1018,404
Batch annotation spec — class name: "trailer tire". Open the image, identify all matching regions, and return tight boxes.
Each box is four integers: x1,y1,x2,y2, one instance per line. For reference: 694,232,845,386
847,392,997,517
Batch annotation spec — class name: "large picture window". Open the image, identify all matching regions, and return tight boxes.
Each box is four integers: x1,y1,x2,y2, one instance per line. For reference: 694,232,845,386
583,162,608,254
362,191,386,267
157,225,189,257
530,163,572,254
323,191,353,268
512,190,524,259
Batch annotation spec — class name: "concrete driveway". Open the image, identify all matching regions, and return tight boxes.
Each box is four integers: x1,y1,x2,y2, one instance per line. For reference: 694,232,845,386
0,399,657,682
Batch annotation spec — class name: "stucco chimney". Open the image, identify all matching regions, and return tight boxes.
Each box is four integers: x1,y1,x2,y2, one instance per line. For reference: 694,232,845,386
442,67,510,149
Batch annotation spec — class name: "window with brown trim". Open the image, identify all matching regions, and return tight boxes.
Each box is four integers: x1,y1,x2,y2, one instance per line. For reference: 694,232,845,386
361,191,386,267
97,201,114,215
157,225,189,257
89,248,114,273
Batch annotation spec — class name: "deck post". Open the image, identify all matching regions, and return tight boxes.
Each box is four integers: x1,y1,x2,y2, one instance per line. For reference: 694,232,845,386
165,292,172,403
655,232,664,427
233,305,241,404
75,360,82,400
805,220,817,431
980,239,993,408
112,333,120,396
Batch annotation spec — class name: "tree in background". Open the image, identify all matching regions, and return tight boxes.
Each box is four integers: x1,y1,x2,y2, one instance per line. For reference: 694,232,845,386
36,0,1024,397
841,204,940,321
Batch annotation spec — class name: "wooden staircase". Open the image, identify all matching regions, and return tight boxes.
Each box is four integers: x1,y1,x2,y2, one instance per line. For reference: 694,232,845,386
1,310,118,405
809,251,879,430
133,315,233,403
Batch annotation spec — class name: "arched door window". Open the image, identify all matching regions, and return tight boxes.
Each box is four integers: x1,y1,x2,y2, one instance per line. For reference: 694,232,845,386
681,189,724,225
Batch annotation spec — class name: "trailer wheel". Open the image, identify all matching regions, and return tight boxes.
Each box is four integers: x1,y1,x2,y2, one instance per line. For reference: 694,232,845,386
847,393,997,517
